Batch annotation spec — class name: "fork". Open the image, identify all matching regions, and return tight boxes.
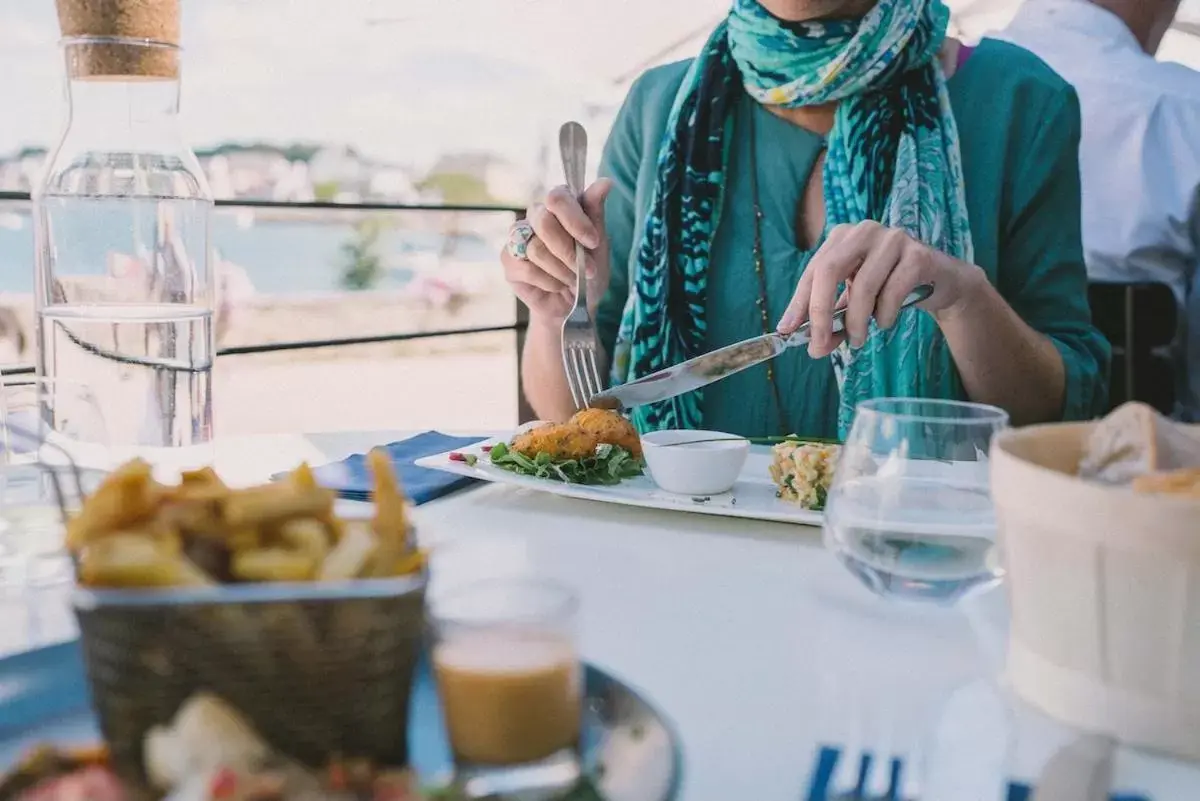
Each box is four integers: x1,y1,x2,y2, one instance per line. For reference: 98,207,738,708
558,121,604,410
822,693,921,801
826,747,918,801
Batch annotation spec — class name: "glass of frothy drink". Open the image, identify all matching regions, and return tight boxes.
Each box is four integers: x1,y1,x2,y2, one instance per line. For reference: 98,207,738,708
430,578,582,797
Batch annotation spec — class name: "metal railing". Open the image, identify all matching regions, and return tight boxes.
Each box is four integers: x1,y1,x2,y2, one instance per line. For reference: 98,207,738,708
0,190,537,421
0,191,521,216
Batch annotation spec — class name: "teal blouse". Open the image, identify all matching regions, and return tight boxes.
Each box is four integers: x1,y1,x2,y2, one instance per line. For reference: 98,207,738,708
595,38,1111,439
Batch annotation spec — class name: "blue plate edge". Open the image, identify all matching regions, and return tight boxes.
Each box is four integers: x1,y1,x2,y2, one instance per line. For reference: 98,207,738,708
0,640,685,801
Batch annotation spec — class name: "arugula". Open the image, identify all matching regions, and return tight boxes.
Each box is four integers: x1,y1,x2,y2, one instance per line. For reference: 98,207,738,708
488,441,644,486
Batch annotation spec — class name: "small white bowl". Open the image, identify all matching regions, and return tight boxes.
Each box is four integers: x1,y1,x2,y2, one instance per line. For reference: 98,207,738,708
640,430,750,496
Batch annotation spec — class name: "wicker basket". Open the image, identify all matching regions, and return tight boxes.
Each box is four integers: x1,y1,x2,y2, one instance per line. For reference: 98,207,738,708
73,574,426,797
992,422,1200,760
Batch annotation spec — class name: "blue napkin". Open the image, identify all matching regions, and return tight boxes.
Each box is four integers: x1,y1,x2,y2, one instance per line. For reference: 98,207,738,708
806,746,1150,801
306,432,486,505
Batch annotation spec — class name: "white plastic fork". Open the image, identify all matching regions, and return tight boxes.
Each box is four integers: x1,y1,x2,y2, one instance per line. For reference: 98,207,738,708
558,121,603,410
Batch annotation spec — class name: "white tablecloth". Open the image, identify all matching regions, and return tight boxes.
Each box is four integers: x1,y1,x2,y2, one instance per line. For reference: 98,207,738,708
4,430,1197,800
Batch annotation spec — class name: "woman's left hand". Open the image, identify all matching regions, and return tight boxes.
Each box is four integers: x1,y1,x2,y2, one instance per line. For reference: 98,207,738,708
777,221,984,358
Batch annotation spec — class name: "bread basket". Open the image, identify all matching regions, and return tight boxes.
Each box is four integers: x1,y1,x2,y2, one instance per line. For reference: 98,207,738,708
991,421,1200,760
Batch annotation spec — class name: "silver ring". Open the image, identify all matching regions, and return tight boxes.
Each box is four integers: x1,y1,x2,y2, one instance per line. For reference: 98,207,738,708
506,220,535,261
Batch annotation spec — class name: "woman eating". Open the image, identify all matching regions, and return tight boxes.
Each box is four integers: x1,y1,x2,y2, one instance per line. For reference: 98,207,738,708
502,0,1111,439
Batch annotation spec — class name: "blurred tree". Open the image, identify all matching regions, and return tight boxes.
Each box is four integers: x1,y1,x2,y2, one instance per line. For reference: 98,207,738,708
416,172,495,205
339,218,385,290
314,181,340,202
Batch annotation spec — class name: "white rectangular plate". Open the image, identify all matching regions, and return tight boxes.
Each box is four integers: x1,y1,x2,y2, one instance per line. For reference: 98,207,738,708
415,438,823,527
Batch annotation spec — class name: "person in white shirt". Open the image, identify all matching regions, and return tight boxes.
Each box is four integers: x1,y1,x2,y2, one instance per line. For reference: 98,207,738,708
999,0,1200,420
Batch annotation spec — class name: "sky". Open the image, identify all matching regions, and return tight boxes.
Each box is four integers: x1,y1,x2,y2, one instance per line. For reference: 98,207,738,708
2,0,1200,174
0,0,727,174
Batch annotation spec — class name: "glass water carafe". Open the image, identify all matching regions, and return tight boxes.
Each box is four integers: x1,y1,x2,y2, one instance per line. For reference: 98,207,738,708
33,36,214,465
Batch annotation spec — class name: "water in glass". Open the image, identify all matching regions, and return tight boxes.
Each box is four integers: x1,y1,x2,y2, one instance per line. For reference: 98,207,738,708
33,38,214,467
824,399,1010,603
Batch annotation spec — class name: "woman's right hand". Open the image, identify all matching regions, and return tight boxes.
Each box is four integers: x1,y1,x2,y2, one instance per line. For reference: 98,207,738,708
501,179,613,325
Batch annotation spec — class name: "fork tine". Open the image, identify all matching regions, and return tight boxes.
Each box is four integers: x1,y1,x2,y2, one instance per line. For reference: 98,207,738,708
567,348,589,411
562,345,582,410
561,340,580,410
574,346,598,409
582,347,603,402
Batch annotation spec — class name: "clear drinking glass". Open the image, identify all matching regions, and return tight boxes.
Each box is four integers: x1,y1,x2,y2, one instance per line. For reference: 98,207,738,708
430,578,583,797
0,377,108,586
33,36,214,470
823,399,1010,604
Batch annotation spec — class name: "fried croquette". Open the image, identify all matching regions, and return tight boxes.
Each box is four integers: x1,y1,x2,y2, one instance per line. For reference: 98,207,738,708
509,409,642,462
570,408,642,458
511,423,601,462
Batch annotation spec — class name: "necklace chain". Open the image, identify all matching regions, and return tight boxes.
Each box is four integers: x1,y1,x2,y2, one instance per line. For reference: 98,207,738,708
748,109,791,435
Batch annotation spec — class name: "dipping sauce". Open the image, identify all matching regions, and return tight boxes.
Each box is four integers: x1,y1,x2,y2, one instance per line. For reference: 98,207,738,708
433,631,581,766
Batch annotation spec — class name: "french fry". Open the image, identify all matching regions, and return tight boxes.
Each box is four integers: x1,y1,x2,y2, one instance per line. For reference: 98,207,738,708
66,459,161,550
163,481,229,505
143,517,183,555
231,548,317,583
223,484,335,529
180,466,225,487
367,449,408,546
360,528,412,579
362,544,427,579
389,547,427,577
287,462,318,492
227,525,261,553
169,466,229,501
78,534,212,588
317,522,376,581
279,518,331,563
68,454,424,592
323,514,346,544
159,497,225,539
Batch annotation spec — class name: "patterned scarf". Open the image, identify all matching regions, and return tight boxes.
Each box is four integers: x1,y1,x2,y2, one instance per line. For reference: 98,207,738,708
609,0,973,438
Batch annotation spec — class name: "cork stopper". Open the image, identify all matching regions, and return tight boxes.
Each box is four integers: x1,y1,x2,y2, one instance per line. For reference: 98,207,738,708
55,0,180,79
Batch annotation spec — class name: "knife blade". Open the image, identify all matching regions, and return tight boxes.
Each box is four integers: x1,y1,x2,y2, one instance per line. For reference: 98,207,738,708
589,283,933,411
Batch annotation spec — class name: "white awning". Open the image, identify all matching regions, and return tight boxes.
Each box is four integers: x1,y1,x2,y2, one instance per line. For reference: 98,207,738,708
593,1,1200,112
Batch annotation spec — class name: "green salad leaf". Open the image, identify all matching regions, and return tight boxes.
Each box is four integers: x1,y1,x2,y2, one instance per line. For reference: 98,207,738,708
488,441,644,486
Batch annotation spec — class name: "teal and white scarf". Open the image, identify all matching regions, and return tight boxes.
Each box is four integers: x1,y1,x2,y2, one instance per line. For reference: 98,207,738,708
609,0,973,438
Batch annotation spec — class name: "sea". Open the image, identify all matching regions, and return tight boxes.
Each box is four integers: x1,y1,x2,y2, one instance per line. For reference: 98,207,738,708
0,204,505,296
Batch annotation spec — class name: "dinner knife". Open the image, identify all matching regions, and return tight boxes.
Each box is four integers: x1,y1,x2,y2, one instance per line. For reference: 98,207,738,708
588,283,933,411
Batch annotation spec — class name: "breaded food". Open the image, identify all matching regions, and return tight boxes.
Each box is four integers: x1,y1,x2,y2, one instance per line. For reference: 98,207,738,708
571,408,642,458
511,423,601,462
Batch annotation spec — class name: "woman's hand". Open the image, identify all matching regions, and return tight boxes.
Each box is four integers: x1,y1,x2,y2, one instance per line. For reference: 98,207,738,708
501,180,613,327
777,221,985,357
